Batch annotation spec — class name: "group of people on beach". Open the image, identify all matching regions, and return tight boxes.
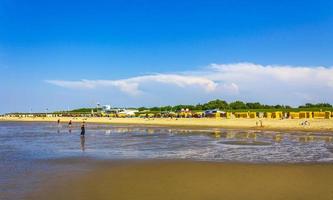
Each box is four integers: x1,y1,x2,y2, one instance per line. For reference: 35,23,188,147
57,119,86,151
57,119,85,136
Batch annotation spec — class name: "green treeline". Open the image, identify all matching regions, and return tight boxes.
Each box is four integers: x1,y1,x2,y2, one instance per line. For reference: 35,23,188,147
65,100,332,113
136,100,332,112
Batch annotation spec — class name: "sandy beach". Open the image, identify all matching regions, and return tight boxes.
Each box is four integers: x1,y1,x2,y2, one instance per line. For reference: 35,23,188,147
25,159,333,200
1,116,333,132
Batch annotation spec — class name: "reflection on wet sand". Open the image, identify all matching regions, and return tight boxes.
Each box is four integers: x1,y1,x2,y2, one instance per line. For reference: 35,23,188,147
297,135,333,143
83,126,333,147
325,136,333,143
80,136,85,151
213,130,221,138
220,140,272,146
106,127,333,143
226,132,236,139
45,124,333,162
273,134,283,143
299,135,313,143
147,128,154,134
246,132,257,140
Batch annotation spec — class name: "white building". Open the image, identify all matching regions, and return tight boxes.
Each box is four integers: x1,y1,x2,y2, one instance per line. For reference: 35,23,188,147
102,105,112,111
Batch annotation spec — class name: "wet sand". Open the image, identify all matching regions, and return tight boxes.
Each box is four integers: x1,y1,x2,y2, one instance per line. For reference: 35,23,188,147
2,116,333,132
26,159,333,200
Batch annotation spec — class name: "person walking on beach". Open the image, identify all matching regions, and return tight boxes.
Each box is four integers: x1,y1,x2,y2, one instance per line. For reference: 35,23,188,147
259,120,263,127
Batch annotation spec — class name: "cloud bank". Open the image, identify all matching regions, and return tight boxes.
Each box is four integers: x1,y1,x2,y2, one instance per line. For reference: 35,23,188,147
46,74,219,96
46,62,333,105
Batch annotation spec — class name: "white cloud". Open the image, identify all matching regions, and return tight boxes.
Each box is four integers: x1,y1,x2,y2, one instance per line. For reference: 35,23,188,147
46,74,219,96
46,62,333,105
208,63,333,87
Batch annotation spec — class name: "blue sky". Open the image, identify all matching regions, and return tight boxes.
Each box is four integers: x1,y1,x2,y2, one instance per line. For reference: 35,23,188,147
1,0,333,113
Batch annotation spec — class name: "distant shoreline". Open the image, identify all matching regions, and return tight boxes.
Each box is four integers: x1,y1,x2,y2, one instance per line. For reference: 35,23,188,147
1,116,333,133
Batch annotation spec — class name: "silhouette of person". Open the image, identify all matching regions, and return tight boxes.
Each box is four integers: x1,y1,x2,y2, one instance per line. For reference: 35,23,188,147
57,119,61,132
81,123,85,136
68,120,72,133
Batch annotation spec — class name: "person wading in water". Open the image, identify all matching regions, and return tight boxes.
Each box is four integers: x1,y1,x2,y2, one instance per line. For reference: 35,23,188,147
68,120,72,133
57,119,61,133
81,123,85,136
80,122,86,151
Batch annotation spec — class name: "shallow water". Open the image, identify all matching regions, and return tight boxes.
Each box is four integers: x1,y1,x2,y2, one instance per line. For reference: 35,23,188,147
1,122,333,163
1,122,333,199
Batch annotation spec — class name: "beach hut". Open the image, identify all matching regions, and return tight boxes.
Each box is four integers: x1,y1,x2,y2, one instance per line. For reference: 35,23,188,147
192,112,203,118
299,111,312,119
313,112,326,119
325,111,331,119
117,113,127,118
138,113,146,118
289,112,300,119
306,112,313,118
178,110,193,118
299,111,307,119
178,112,185,118
264,112,272,119
272,112,283,119
234,112,249,118
248,112,256,119
109,113,116,117
225,112,232,119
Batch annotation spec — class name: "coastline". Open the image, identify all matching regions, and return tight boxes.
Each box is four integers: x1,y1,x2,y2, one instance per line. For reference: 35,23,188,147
1,116,333,132
25,159,333,200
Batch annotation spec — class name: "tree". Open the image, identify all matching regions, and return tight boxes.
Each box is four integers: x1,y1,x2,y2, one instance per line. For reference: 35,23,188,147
202,99,229,110
138,107,148,111
246,102,261,109
299,103,332,108
229,101,247,109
